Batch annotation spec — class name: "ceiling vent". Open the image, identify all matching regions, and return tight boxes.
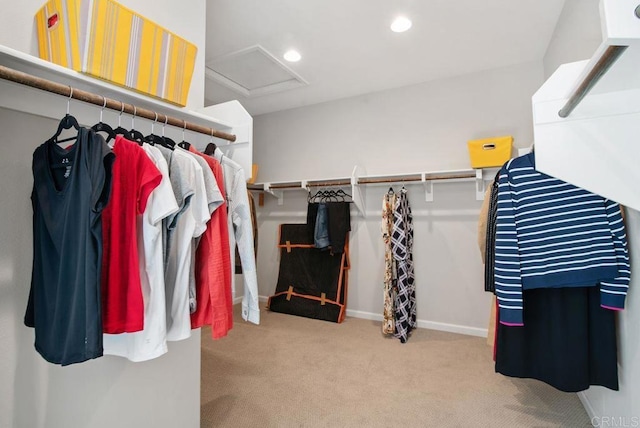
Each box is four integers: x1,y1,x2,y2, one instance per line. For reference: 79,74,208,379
205,45,308,98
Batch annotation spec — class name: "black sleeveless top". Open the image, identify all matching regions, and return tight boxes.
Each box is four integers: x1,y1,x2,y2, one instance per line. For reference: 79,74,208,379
25,127,115,365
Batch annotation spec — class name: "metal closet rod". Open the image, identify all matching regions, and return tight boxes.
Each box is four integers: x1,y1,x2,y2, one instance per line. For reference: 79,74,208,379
0,64,236,142
558,45,628,118
251,172,478,190
359,172,476,184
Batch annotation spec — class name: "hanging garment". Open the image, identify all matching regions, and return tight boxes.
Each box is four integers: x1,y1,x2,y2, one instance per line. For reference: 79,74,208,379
235,190,258,274
188,146,233,339
180,146,224,314
306,202,319,243
212,148,260,324
314,203,330,249
103,143,179,361
101,136,162,334
267,224,350,323
495,153,630,326
482,171,500,293
156,146,210,342
381,191,397,335
477,183,492,264
477,173,500,347
307,201,351,253
325,202,351,253
495,286,618,392
391,188,416,343
25,127,115,365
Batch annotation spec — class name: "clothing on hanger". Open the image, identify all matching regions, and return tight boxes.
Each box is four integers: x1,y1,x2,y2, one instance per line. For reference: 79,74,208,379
391,188,416,343
26,127,115,365
381,189,397,335
212,147,260,325
101,136,163,334
495,286,618,392
26,104,248,365
494,153,629,326
494,152,629,392
156,145,210,342
187,146,233,339
235,190,258,274
103,142,179,361
179,146,224,315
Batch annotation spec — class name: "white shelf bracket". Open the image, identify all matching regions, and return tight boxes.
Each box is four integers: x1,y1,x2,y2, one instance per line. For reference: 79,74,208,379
351,165,366,217
421,173,434,202
263,183,284,205
475,169,485,201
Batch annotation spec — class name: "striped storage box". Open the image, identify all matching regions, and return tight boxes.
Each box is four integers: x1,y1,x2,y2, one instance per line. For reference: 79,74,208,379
35,0,197,106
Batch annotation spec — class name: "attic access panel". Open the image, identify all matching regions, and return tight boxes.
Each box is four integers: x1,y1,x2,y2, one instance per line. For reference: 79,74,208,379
205,45,308,97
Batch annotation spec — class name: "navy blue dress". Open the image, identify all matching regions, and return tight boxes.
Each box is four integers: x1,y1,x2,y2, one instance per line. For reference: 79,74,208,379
25,127,115,365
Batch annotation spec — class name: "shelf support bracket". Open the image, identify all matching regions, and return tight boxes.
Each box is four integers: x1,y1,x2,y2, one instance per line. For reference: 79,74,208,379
475,169,485,201
264,183,284,205
421,173,434,202
351,165,366,217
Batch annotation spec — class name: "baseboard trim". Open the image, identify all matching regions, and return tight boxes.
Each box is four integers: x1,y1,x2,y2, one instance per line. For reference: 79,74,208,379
345,309,488,338
577,391,596,426
247,301,487,338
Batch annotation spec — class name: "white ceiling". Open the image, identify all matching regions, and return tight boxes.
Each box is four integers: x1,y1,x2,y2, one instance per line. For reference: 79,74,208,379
204,0,566,116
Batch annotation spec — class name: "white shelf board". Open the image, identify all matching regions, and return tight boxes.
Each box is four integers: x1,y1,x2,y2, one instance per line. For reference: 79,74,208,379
252,166,498,210
0,45,234,131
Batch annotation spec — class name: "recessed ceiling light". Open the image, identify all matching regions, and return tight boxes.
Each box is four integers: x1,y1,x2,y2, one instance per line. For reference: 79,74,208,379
390,16,412,33
283,50,301,62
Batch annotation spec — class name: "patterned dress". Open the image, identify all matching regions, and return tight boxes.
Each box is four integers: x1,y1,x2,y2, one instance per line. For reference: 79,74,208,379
381,191,397,335
391,188,416,343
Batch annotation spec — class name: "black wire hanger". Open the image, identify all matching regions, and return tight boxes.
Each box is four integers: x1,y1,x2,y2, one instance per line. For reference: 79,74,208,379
145,112,166,147
204,129,217,155
178,120,190,150
335,189,351,199
51,86,80,144
91,96,116,143
113,102,132,140
160,115,176,149
128,105,145,144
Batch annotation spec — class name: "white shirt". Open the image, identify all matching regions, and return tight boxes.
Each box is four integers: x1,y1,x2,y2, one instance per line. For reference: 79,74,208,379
103,144,179,361
213,148,260,324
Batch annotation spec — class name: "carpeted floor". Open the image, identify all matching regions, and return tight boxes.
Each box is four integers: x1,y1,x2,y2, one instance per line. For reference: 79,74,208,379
201,306,591,427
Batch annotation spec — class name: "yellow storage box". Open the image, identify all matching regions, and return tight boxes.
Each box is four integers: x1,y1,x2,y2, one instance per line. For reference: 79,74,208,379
35,0,197,106
467,136,513,168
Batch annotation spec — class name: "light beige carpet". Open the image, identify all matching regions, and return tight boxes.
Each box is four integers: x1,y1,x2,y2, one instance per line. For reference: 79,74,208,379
201,306,591,428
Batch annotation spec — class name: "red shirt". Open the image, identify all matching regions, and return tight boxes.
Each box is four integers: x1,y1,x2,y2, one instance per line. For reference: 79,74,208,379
188,146,233,339
101,136,162,333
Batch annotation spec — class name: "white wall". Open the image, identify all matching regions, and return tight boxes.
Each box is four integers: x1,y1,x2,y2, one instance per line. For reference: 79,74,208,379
543,0,640,422
542,0,602,79
253,61,544,335
0,2,206,427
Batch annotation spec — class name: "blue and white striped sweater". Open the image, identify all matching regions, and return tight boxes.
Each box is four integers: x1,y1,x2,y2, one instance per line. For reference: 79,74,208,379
495,153,630,326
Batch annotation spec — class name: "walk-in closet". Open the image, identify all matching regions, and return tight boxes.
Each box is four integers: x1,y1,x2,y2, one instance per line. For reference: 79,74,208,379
1,0,638,427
